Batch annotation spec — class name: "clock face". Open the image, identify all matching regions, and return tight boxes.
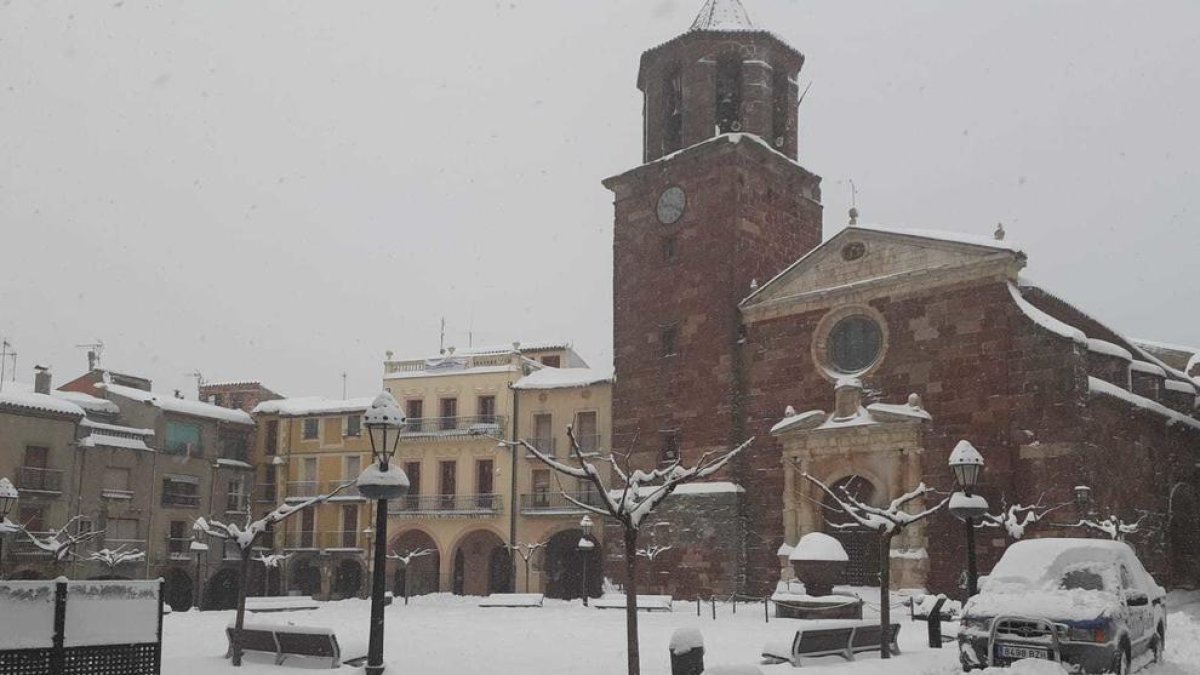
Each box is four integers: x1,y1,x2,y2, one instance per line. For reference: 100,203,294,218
656,186,686,225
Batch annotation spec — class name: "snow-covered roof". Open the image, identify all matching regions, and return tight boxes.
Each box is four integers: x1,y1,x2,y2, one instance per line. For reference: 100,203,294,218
1129,338,1199,355
384,364,517,381
78,434,153,452
97,383,253,426
770,397,931,435
215,458,254,470
513,367,612,390
253,396,373,417
850,223,1024,254
80,418,154,436
457,340,570,356
1087,338,1132,361
0,386,86,418
1088,376,1200,432
689,0,754,31
1007,283,1088,346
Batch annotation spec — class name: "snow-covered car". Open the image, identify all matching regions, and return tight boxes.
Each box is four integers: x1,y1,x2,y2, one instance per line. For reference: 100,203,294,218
958,538,1165,674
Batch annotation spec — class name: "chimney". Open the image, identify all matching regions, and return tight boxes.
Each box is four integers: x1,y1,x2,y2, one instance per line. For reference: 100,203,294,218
87,350,97,371
833,377,863,420
34,366,51,395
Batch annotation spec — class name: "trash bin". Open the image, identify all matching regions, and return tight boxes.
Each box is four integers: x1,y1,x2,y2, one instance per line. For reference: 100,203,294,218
669,627,704,675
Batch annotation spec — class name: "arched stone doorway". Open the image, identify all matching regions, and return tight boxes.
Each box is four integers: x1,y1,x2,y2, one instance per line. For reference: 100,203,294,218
290,557,322,598
333,558,364,599
822,475,881,586
162,567,193,612
204,567,240,610
390,530,440,597
1169,484,1200,587
451,530,510,596
544,528,602,600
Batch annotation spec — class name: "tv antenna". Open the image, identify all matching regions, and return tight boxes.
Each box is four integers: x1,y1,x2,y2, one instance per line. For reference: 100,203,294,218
0,338,15,392
75,340,105,370
185,370,205,393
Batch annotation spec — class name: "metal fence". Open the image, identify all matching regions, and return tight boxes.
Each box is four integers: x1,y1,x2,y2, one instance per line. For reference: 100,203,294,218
519,491,605,514
388,494,503,516
399,416,507,437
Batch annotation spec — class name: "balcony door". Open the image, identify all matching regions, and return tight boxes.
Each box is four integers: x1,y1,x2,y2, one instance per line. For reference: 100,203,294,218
300,507,315,548
476,460,494,508
575,411,598,453
532,413,553,455
439,398,457,430
439,461,456,509
341,504,358,548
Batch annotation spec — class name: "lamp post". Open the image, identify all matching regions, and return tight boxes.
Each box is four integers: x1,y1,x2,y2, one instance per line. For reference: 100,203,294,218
0,477,20,580
358,392,411,675
1074,485,1093,515
189,538,209,609
577,515,594,607
948,441,987,597
363,526,375,599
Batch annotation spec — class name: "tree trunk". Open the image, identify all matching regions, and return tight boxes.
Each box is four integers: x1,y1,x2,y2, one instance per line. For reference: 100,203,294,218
623,526,641,675
879,531,893,660
232,546,252,666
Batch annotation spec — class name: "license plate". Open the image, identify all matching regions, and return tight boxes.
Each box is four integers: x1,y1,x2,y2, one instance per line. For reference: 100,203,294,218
996,644,1050,660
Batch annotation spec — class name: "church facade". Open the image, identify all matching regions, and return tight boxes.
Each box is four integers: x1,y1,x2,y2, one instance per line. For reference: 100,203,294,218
603,1,1200,598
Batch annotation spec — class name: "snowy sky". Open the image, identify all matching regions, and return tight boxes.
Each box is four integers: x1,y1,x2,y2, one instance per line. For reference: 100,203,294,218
1,0,1198,400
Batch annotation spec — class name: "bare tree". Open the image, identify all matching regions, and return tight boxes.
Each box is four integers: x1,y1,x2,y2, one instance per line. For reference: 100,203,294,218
253,552,291,568
194,484,347,666
505,426,752,675
505,541,546,592
19,515,104,563
1060,513,1146,541
801,472,947,660
977,498,1064,540
387,548,434,603
87,544,146,569
635,543,673,560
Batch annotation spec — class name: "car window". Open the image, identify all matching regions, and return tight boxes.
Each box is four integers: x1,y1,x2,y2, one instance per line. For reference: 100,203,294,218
1060,566,1109,591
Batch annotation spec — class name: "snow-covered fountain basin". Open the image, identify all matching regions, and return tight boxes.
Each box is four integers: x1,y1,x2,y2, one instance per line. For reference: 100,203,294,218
773,532,864,619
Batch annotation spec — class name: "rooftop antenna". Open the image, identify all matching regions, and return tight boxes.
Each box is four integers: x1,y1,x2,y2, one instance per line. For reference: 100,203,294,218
439,317,446,355
994,222,1006,241
848,179,859,225
796,80,813,110
185,370,204,395
75,339,104,371
0,338,14,392
341,372,347,400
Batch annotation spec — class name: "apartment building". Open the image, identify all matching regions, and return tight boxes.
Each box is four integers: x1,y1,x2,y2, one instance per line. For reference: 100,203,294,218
379,341,611,598
251,396,375,601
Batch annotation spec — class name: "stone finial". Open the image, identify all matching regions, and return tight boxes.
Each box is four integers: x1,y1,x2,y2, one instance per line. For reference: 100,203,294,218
833,377,863,420
907,393,923,410
849,207,859,226
750,278,759,292
784,405,797,417
994,222,1006,241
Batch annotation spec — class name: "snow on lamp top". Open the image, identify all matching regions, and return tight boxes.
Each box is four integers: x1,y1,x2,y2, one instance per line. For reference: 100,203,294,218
363,391,405,428
787,532,849,562
948,440,984,467
0,477,18,500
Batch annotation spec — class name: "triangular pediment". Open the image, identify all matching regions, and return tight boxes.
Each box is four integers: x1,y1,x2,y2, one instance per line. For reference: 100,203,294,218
742,224,1025,314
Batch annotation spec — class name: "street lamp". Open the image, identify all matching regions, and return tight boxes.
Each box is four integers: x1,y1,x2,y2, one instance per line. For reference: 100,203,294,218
189,538,209,609
948,440,987,597
577,515,595,607
0,477,20,580
358,392,411,675
1074,485,1093,514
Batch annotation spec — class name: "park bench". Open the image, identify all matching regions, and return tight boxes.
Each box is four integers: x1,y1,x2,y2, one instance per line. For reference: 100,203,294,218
761,622,900,666
225,623,341,668
479,593,545,608
244,596,319,613
593,594,673,612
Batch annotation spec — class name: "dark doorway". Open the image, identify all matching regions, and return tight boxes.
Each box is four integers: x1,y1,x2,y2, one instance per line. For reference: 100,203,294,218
204,567,240,610
333,559,363,599
390,530,439,596
452,550,465,595
162,568,193,612
488,546,512,594
822,475,882,586
291,558,321,597
544,529,602,600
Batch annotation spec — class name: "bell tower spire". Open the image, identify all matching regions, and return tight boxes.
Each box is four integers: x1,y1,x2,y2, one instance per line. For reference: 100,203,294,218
637,0,806,162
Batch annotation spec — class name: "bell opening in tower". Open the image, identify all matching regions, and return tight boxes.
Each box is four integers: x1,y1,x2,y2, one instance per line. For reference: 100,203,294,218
663,64,684,155
715,55,743,133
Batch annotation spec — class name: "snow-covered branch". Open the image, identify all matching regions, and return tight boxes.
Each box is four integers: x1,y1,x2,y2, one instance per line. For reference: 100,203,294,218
800,471,947,535
1060,513,1145,541
387,548,434,567
253,553,292,568
978,499,1063,540
195,482,349,551
20,515,105,562
507,541,546,563
635,544,672,560
87,544,145,568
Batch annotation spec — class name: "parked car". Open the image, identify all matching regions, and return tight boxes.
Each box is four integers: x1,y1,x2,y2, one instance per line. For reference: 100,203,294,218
958,538,1165,674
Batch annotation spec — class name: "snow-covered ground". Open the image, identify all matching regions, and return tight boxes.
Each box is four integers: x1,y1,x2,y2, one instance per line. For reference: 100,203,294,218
161,590,1200,674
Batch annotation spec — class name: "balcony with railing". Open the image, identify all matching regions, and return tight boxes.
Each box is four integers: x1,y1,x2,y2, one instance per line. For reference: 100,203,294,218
388,494,503,518
161,490,200,508
523,437,556,457
325,479,362,500
399,416,506,440
384,352,513,378
10,532,55,556
280,530,365,551
225,494,249,514
575,433,603,455
15,466,64,494
102,538,147,553
285,481,321,500
519,491,605,515
255,483,278,503
165,537,197,560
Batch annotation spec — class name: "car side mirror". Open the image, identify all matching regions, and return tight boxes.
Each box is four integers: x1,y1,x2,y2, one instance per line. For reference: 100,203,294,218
1125,591,1149,607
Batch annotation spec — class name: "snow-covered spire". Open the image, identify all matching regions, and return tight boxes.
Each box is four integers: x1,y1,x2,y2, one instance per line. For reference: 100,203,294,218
689,0,754,32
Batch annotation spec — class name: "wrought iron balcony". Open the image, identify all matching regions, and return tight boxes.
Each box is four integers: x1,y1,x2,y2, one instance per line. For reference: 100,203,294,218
399,416,506,439
523,437,556,457
325,479,362,500
388,493,503,517
280,530,365,551
161,491,200,508
285,481,321,499
15,466,63,494
255,483,278,503
519,491,605,514
165,537,198,560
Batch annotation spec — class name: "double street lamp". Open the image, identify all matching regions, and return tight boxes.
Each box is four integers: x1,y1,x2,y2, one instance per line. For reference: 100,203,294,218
357,392,411,675
577,515,594,607
0,477,19,580
948,441,987,597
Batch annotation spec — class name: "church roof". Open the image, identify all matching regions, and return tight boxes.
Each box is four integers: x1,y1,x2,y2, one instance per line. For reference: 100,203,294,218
690,0,754,32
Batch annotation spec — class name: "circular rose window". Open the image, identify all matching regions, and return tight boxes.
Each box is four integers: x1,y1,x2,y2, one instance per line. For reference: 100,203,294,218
827,315,883,373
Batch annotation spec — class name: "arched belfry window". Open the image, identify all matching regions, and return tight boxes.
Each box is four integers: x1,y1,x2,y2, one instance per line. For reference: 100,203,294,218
771,70,790,149
663,65,683,154
715,56,743,133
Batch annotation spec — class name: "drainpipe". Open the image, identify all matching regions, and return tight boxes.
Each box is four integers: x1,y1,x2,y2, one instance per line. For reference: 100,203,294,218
508,381,519,591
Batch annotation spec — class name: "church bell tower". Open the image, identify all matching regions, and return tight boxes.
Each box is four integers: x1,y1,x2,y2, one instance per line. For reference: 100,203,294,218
605,0,824,483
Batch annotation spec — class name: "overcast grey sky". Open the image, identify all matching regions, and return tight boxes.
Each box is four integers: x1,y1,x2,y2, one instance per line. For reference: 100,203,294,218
1,0,1197,400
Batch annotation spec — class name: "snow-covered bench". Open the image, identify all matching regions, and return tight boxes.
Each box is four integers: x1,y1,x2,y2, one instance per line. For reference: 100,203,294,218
479,593,544,608
225,623,341,668
592,594,673,612
761,622,900,666
244,596,319,613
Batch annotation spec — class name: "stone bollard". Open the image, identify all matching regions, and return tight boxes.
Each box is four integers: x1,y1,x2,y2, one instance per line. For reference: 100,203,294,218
669,627,705,675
